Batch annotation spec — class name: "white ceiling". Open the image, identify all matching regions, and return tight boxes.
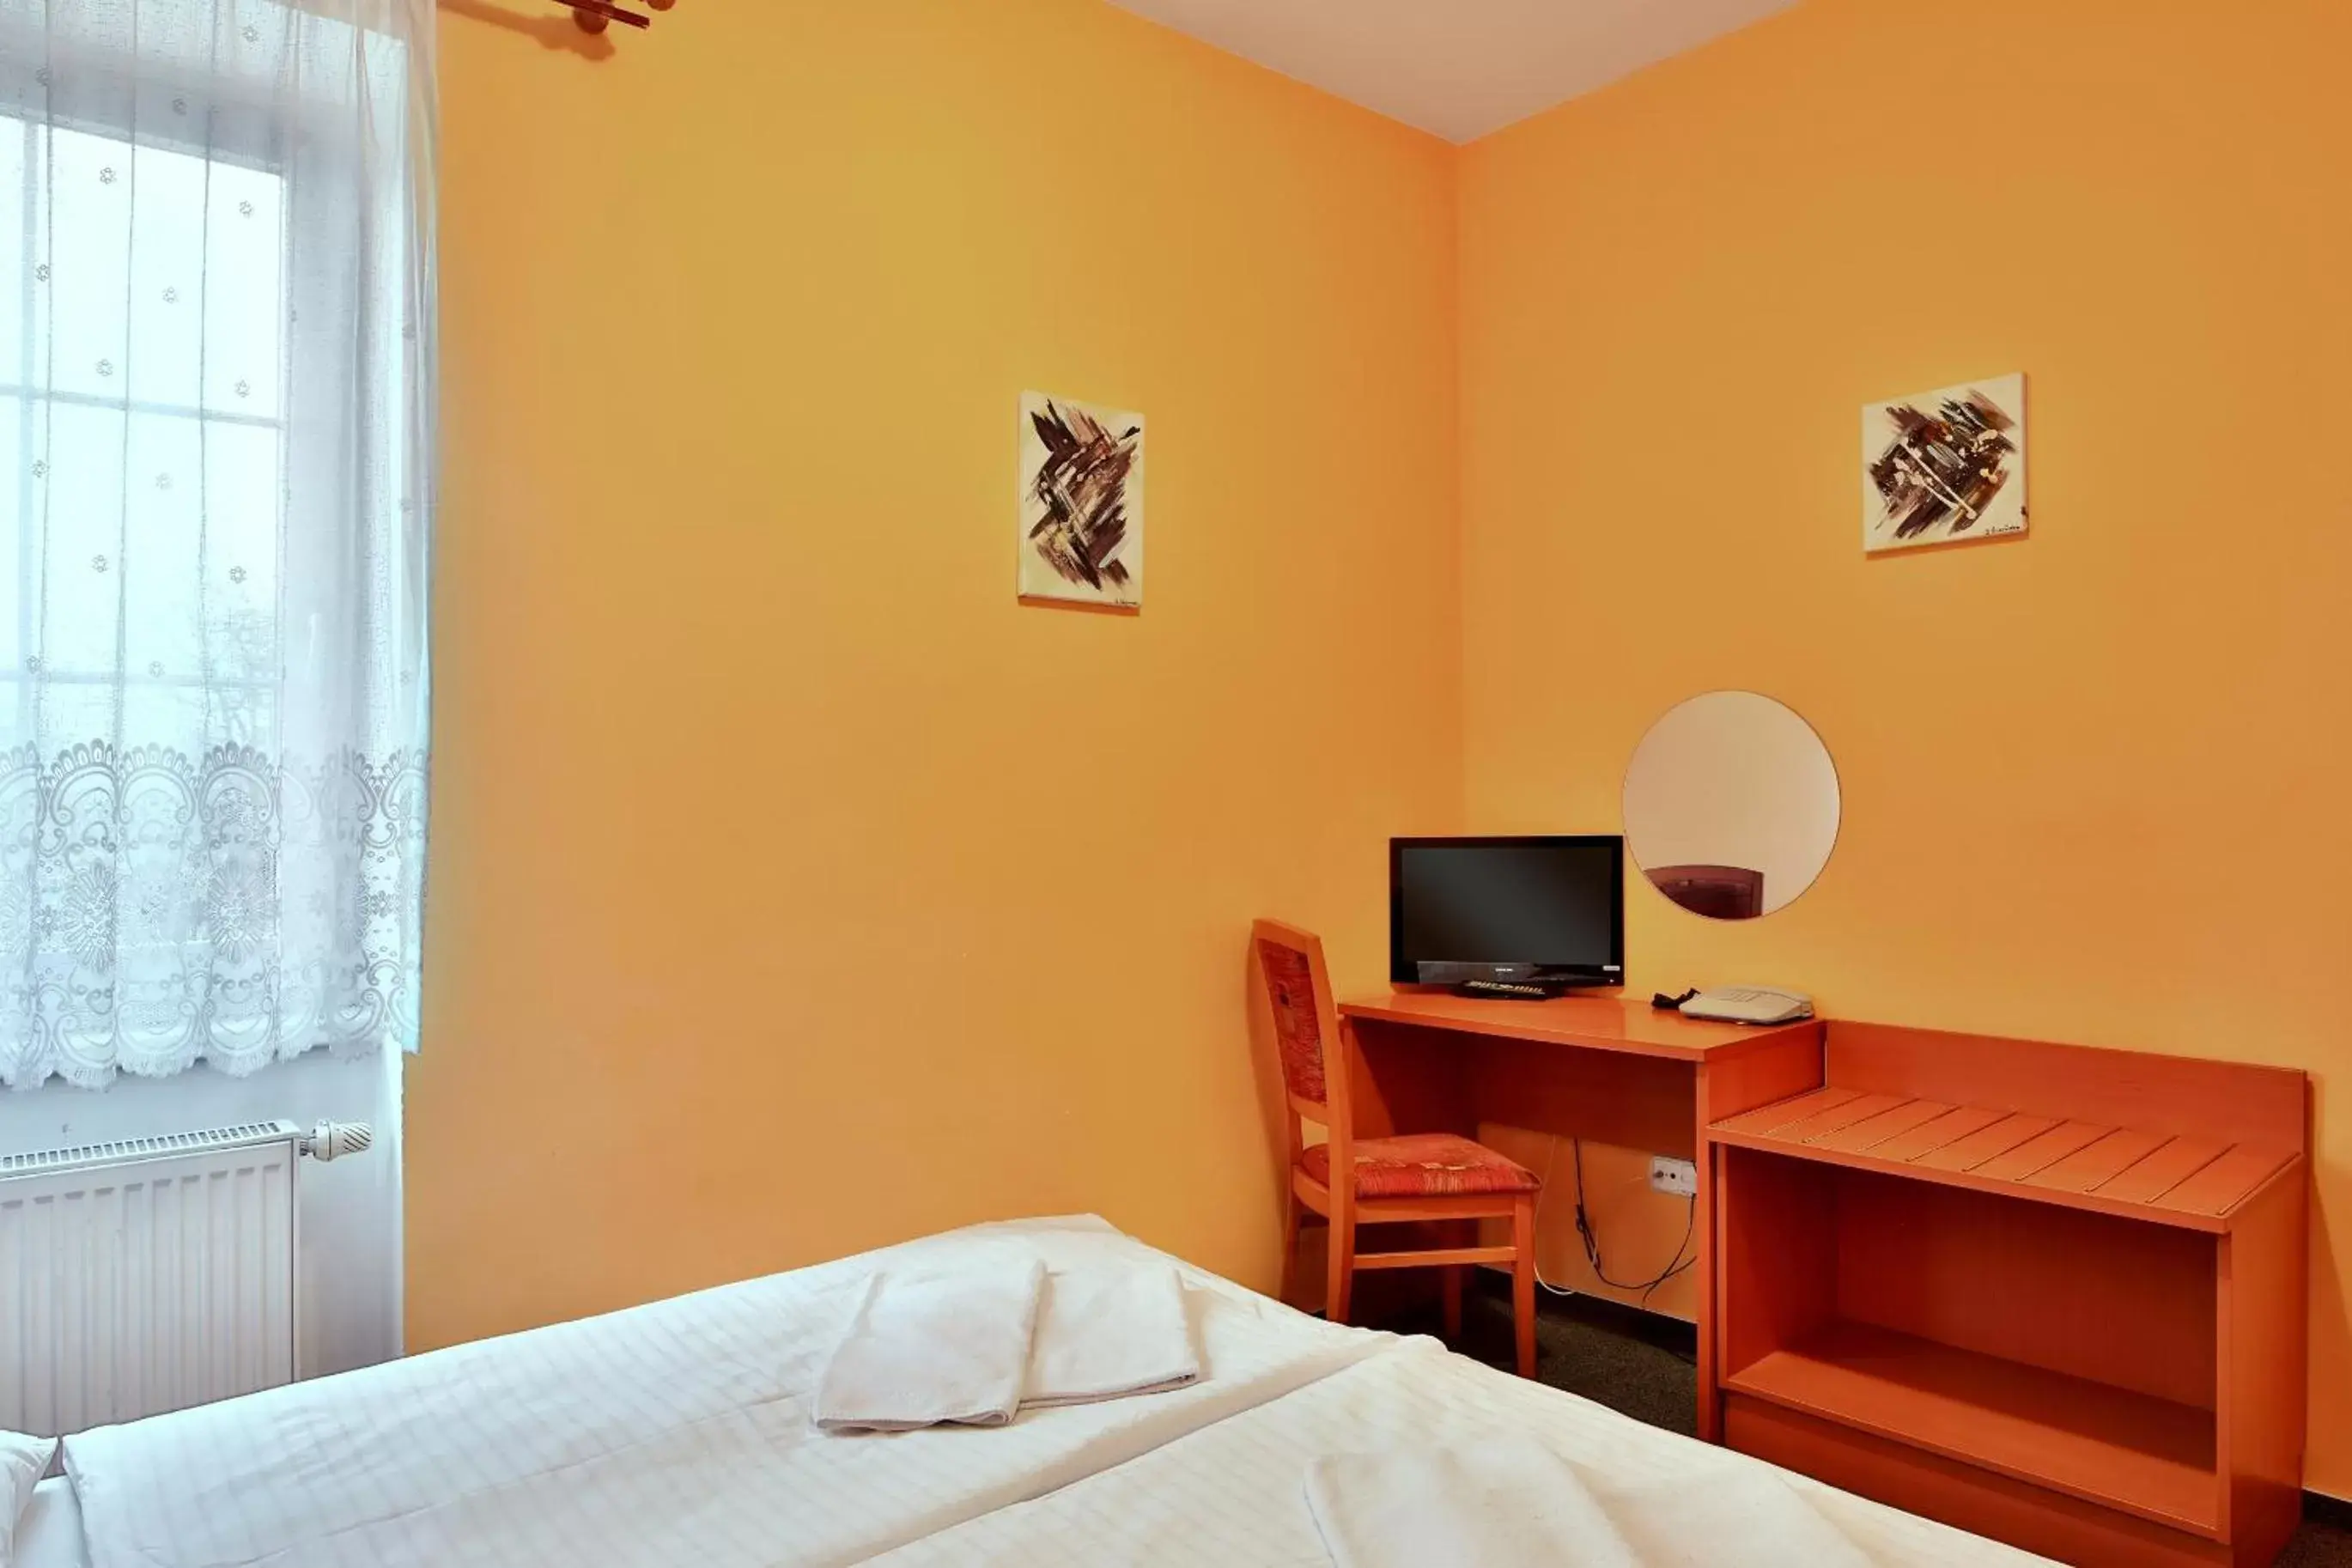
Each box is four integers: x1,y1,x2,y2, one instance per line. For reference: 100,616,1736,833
1107,0,1800,143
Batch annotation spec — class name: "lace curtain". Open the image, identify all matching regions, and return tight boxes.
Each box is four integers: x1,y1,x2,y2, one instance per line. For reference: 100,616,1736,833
0,0,435,1088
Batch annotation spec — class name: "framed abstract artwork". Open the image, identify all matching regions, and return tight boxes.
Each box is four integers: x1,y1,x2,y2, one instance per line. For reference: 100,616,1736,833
1018,391,1145,608
1862,374,2027,554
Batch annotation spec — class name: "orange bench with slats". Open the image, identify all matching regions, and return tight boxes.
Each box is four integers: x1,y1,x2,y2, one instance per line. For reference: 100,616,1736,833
1711,1081,2295,1231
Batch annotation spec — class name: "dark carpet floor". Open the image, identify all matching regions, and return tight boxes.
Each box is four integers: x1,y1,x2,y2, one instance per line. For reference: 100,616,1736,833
1380,1283,2352,1565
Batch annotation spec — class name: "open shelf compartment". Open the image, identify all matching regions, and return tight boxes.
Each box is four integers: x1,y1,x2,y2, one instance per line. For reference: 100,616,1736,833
1716,1142,2226,1539
1725,1318,2217,1535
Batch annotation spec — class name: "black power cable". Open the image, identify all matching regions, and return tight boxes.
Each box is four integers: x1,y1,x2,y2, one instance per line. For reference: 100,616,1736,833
1560,1136,1695,1298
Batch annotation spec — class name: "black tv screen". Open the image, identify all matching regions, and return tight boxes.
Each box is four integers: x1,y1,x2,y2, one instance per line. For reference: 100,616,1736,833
1389,836,1625,988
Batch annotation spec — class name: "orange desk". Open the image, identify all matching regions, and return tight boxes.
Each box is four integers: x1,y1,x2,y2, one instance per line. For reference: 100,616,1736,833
1335,990,1823,1440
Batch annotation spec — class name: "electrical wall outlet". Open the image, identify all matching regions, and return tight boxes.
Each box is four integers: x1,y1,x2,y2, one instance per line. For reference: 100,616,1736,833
1649,1155,1698,1199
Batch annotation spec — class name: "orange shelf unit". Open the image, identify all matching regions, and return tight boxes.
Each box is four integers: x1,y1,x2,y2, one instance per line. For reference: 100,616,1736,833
1709,1022,2308,1568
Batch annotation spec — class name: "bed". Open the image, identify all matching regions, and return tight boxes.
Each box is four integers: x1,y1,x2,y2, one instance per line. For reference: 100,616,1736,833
861,1334,2052,1566
24,1217,1388,1568
13,1214,2050,1568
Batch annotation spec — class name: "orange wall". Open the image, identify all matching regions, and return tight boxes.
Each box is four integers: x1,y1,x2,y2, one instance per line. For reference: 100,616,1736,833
1458,0,2352,1493
410,0,1461,1352
419,0,2352,1496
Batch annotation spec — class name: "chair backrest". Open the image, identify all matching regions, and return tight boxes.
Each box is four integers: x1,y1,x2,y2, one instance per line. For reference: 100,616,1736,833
1251,918,1344,1125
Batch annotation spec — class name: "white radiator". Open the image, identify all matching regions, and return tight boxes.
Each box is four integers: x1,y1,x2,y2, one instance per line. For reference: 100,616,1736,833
0,1120,366,1437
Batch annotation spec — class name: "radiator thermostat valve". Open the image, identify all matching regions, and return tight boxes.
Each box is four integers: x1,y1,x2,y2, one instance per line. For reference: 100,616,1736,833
301,1121,374,1163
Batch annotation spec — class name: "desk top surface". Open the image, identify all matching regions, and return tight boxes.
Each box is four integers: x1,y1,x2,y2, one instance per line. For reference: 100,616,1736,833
1337,989,1819,1062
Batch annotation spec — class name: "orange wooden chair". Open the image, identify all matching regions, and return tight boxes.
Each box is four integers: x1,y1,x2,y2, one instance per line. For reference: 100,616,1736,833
1252,918,1542,1377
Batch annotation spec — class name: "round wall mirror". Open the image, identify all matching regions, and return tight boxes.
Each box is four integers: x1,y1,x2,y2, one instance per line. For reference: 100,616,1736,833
1623,691,1840,921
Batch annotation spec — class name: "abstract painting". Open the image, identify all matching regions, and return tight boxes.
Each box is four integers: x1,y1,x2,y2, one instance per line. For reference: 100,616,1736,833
1018,391,1145,608
1862,374,2027,553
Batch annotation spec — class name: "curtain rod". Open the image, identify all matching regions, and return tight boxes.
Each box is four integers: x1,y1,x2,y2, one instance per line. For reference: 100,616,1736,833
555,0,673,32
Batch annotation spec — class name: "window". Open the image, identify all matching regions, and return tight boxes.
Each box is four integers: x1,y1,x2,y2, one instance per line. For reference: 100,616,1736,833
0,0,434,1090
3,115,288,746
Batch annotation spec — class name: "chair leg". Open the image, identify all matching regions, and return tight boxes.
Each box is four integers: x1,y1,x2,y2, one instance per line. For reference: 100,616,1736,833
1325,1206,1356,1326
1430,1222,1468,1344
1278,1192,1303,1308
1511,1194,1537,1378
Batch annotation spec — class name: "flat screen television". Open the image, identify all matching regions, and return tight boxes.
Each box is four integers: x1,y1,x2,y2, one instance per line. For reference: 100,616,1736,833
1389,836,1625,994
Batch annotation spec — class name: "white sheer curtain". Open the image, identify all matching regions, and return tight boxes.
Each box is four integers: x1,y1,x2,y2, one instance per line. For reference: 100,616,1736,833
0,0,434,1088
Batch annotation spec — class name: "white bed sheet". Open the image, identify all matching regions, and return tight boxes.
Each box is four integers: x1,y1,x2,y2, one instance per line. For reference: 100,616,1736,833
15,1478,85,1568
863,1336,2059,1567
60,1216,1389,1568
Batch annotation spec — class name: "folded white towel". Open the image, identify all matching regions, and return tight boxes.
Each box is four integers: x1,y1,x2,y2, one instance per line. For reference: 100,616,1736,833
1591,1462,1878,1568
812,1255,1045,1433
1307,1438,1638,1568
1023,1265,1200,1408
1306,1439,1881,1568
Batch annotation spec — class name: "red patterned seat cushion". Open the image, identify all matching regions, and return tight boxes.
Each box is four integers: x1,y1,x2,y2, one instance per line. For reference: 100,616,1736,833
1299,1133,1540,1199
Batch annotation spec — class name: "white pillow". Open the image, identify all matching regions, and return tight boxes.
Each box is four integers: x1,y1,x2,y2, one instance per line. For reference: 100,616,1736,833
0,1431,58,1568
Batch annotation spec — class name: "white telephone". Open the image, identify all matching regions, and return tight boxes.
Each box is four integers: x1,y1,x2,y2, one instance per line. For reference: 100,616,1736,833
1680,986,1814,1025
